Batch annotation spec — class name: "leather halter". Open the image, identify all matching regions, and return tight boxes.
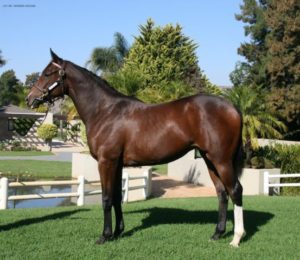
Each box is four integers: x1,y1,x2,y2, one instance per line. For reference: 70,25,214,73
32,62,66,104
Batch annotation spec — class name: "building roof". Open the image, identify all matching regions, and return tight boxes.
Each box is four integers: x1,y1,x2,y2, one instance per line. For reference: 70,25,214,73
0,104,45,118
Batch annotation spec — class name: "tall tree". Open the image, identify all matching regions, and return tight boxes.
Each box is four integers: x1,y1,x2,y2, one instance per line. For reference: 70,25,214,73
229,61,252,87
266,86,300,140
123,19,205,91
236,0,300,89
25,72,40,87
235,0,268,86
86,32,130,75
235,0,300,139
0,70,23,106
264,0,300,88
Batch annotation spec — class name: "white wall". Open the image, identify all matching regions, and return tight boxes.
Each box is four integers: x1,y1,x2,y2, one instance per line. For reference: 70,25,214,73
167,150,281,195
168,151,214,187
72,153,152,202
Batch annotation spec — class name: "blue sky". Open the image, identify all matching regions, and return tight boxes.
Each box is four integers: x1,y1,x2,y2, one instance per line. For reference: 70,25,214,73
0,0,245,86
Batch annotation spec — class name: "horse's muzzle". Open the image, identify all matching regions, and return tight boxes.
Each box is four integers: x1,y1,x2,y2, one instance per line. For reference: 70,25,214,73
26,95,43,109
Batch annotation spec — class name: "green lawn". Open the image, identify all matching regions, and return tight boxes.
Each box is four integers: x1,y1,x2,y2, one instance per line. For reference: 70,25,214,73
0,160,71,179
0,196,299,259
0,151,54,157
152,164,168,175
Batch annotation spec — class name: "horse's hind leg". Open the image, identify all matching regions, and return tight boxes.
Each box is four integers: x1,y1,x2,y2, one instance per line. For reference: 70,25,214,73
203,157,229,240
213,161,245,247
113,164,124,238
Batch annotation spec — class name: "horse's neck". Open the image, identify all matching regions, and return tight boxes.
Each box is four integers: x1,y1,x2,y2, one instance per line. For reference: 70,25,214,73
66,66,118,126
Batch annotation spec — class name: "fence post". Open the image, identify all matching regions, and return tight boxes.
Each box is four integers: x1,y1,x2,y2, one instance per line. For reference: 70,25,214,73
77,175,85,206
123,171,129,203
0,177,8,210
263,171,269,196
143,169,150,199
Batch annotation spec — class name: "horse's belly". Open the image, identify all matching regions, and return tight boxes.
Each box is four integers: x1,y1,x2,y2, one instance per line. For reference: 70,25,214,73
123,136,192,166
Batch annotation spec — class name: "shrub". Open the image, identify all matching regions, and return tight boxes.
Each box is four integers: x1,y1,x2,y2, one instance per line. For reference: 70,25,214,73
37,124,58,141
37,124,58,151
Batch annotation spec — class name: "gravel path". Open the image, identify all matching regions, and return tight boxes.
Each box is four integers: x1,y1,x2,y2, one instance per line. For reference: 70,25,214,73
0,152,73,162
151,174,216,198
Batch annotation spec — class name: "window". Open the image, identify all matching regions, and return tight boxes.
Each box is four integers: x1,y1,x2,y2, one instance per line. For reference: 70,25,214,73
8,118,14,131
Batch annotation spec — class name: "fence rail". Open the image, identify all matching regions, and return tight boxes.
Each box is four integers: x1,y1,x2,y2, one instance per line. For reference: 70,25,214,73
263,171,300,195
0,170,150,210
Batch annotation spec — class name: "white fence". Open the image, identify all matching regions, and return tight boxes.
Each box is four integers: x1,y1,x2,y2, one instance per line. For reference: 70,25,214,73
0,171,150,210
263,171,300,195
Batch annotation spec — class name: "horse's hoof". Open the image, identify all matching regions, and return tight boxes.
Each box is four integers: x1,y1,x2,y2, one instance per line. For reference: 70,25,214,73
210,230,225,241
229,241,239,248
113,229,124,239
229,231,246,248
95,235,113,245
210,234,220,241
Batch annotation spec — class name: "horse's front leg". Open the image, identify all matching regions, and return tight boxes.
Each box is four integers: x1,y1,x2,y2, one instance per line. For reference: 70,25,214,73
96,159,120,244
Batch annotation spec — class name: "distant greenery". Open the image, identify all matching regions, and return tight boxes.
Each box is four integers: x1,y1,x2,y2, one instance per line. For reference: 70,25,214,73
0,197,299,259
0,160,71,179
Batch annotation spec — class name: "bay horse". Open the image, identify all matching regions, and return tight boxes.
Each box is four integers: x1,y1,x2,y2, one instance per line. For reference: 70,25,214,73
26,50,245,247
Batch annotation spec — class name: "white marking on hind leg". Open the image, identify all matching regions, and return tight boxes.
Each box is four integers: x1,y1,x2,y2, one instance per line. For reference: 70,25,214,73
230,205,245,247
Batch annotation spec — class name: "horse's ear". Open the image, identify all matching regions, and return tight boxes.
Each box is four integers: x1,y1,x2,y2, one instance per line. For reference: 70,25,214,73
50,48,63,63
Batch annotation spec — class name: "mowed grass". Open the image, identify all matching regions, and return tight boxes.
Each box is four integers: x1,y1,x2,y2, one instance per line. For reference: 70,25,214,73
152,164,168,175
0,160,71,179
0,196,299,259
0,151,54,157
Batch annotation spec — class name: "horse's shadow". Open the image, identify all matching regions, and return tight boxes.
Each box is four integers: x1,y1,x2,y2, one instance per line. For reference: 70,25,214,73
0,209,90,232
123,207,274,242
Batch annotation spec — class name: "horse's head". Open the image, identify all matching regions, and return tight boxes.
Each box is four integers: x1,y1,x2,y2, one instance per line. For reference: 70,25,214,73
26,49,67,109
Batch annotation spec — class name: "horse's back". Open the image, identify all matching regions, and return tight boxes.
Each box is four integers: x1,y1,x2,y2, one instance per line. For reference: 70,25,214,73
121,94,241,166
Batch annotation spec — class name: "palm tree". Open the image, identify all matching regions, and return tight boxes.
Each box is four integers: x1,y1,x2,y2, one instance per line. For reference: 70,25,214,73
62,33,129,126
86,32,130,75
224,86,287,165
